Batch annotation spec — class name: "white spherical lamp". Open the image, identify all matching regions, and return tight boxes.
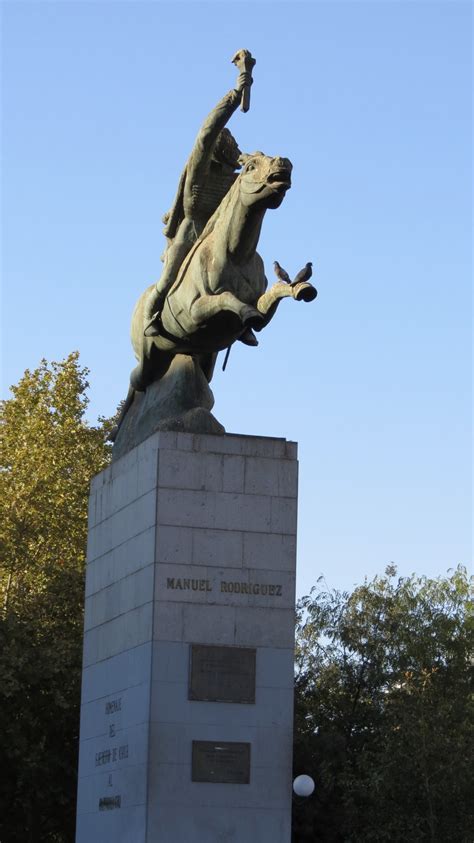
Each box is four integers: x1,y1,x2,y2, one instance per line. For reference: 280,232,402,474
293,774,315,797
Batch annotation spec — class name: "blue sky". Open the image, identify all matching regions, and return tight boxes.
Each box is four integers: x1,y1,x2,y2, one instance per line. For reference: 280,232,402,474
2,1,472,597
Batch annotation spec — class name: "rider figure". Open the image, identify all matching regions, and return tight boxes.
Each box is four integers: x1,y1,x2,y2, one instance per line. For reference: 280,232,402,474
143,66,257,348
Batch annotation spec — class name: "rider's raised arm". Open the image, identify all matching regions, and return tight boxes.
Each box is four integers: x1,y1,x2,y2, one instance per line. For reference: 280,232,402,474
185,71,251,186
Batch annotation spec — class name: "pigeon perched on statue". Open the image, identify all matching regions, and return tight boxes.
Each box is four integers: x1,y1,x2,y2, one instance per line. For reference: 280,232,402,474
293,262,313,285
273,260,292,284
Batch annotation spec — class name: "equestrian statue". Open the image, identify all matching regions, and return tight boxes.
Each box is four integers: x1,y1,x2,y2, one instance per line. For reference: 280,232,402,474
111,50,316,458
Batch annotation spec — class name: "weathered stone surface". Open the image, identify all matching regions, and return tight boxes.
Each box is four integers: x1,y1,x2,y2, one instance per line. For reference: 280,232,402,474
77,431,297,843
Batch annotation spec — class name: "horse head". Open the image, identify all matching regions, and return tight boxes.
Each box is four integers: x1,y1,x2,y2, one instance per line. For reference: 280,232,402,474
237,152,293,209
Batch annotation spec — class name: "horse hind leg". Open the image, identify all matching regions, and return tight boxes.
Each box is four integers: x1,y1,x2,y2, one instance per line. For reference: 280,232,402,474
190,292,264,329
130,334,174,392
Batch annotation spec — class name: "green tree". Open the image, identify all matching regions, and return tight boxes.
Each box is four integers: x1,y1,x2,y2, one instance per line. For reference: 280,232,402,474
293,566,473,842
0,354,111,842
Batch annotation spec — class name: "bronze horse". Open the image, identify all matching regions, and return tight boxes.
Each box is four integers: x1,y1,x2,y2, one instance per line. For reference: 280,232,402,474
113,152,315,440
131,151,315,381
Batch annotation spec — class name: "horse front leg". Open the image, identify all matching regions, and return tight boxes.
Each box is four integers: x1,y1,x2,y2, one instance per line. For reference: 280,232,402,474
255,280,317,329
190,291,264,328
254,282,293,328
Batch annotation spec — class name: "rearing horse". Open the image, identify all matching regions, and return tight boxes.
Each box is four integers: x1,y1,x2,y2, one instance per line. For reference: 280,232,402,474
129,151,313,388
111,152,315,442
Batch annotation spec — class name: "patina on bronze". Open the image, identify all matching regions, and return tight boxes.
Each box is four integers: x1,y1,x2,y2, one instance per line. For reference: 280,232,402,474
111,50,316,457
189,644,256,704
191,741,251,784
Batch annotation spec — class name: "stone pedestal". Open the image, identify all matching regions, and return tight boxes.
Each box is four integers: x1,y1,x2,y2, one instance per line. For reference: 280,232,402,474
76,431,297,842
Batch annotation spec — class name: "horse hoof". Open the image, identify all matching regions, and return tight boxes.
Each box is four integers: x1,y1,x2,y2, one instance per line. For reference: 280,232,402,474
293,282,317,302
242,307,265,329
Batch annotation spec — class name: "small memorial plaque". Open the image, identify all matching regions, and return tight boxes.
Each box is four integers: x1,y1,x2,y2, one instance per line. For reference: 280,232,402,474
191,741,251,784
189,644,256,703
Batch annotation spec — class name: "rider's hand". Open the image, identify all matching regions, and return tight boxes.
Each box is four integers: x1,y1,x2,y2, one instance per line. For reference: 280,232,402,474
236,71,253,93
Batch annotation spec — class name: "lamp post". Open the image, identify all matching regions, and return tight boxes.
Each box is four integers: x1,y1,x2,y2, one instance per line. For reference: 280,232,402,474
292,774,316,839
293,774,315,798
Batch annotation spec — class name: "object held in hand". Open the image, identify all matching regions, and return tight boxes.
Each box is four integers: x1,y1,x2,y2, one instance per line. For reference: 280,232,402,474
231,49,256,113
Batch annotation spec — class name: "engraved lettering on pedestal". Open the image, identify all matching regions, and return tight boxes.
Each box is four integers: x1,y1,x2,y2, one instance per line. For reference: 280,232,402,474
99,795,121,811
95,744,128,767
189,644,256,703
166,577,212,592
220,580,283,595
192,741,251,784
95,693,131,789
165,577,283,597
105,698,122,715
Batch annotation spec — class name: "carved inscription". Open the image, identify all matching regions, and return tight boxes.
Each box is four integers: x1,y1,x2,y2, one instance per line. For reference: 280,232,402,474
94,696,129,813
166,577,283,596
167,577,212,592
221,581,282,596
105,698,122,715
95,744,128,766
97,696,128,766
99,795,121,810
189,645,256,703
192,741,251,784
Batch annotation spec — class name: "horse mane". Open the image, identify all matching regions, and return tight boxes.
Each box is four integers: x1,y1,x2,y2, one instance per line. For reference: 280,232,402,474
170,173,244,294
199,151,265,240
199,173,243,240
170,152,267,294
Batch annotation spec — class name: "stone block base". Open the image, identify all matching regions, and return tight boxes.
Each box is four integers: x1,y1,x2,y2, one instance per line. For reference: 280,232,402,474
76,431,297,842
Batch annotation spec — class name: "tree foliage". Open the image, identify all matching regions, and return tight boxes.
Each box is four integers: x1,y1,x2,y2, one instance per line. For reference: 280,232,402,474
2,358,472,842
0,354,111,842
292,566,473,842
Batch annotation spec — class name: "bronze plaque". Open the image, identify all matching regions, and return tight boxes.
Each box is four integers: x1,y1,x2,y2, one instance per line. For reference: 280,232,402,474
189,645,256,703
191,741,251,784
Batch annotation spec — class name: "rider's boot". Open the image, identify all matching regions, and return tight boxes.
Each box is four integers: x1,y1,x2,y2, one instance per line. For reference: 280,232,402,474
144,291,166,337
